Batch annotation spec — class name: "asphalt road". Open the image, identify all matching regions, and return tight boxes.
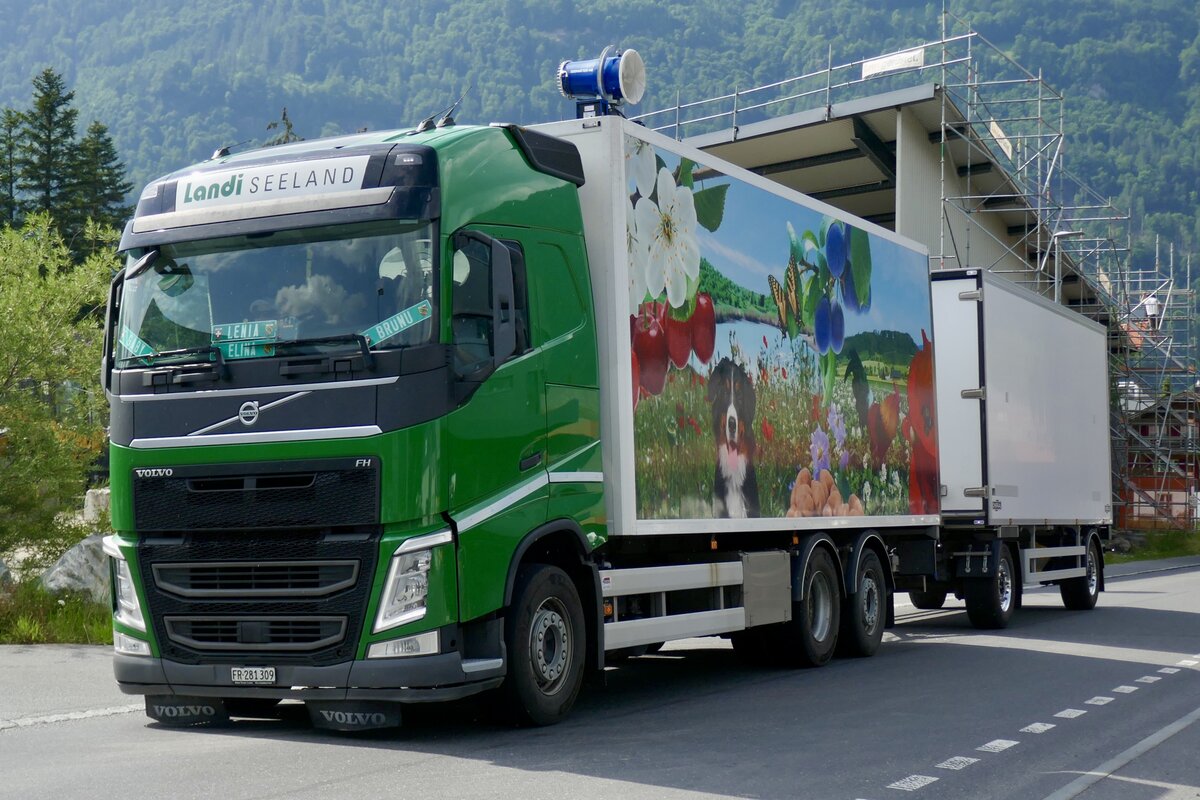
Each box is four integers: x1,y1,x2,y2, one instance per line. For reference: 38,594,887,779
2,558,1199,800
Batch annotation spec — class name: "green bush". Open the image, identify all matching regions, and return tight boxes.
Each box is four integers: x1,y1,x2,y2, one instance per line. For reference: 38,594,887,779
0,216,114,559
0,580,112,645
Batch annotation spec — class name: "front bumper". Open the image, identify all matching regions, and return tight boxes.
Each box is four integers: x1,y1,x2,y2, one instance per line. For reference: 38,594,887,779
114,648,505,704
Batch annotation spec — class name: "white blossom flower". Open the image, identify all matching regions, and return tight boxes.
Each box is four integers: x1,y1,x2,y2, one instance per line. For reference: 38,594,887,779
635,167,699,308
624,195,648,311
624,135,657,199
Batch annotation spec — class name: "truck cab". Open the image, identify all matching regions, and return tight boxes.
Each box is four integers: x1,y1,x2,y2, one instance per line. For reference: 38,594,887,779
104,124,605,729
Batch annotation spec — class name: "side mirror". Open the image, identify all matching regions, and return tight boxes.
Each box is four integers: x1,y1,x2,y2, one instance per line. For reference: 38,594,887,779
450,230,517,369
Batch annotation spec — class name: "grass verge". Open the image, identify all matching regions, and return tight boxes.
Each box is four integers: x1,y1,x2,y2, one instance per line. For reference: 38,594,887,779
0,580,112,645
1106,530,1200,565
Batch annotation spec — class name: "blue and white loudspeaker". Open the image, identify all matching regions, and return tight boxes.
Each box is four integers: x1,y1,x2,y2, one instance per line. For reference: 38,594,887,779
558,46,646,118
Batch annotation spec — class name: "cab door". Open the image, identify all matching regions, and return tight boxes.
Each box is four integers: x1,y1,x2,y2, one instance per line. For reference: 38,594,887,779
443,226,547,621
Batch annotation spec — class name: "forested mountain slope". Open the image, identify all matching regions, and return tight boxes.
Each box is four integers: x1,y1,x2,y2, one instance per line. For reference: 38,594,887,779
2,0,1197,259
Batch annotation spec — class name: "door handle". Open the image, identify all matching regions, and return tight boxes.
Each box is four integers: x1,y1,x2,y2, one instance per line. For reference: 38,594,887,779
519,452,543,471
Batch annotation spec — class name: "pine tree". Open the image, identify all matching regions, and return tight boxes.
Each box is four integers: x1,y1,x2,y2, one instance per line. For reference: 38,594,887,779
0,108,18,226
16,69,79,220
72,120,134,232
265,107,303,145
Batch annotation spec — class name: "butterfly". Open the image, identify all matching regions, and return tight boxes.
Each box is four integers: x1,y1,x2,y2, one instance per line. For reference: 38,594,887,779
768,259,802,339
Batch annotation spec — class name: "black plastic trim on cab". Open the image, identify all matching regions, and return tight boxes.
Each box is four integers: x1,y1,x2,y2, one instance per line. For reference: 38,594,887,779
501,125,586,187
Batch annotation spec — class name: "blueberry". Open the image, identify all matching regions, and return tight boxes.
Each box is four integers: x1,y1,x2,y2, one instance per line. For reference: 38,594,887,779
831,302,844,353
815,296,832,354
842,269,859,312
825,222,846,279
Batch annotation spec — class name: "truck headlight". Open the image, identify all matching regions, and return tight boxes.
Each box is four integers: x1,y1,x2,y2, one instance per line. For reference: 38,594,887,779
373,530,452,633
103,535,145,632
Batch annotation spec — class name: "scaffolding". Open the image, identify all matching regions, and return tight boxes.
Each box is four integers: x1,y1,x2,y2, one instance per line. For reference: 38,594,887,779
633,9,1197,532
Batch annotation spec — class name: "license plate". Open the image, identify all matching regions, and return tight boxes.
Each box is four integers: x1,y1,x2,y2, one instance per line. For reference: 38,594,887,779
230,667,276,685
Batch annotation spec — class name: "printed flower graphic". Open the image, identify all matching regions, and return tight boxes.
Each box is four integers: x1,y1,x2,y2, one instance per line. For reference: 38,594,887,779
636,167,699,308
624,135,658,199
810,426,831,476
624,195,648,310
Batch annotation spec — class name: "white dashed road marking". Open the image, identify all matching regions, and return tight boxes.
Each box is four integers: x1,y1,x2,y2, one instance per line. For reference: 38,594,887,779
1021,722,1056,733
1135,676,1160,683
1085,696,1113,706
1178,659,1198,667
1055,708,1087,719
1159,667,1180,674
888,775,939,791
1112,685,1138,694
935,757,979,770
976,739,1019,753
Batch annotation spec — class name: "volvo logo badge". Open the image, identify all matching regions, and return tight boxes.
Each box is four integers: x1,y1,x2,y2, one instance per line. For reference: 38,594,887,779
238,401,260,426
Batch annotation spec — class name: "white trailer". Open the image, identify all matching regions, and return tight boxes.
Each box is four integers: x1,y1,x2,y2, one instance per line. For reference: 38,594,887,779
536,117,1108,659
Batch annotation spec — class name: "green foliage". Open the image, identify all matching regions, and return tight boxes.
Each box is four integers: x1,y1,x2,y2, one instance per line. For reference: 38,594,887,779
16,68,78,219
72,120,133,233
1105,530,1200,564
696,258,772,319
0,579,112,645
0,215,112,557
3,69,132,256
0,108,17,225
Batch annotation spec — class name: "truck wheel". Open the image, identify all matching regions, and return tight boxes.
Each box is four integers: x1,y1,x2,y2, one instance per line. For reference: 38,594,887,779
965,545,1016,629
908,589,947,610
782,547,840,667
1059,538,1101,611
838,550,886,658
501,564,586,726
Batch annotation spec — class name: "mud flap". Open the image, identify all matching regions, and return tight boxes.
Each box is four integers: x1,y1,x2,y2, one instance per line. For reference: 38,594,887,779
145,695,229,726
306,701,402,731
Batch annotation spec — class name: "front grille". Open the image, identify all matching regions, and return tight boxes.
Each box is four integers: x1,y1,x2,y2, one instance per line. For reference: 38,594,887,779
164,616,346,651
153,561,359,598
137,529,379,666
132,457,379,531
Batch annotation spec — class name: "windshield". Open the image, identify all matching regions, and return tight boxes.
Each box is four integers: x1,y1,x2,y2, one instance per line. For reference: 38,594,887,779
116,221,435,364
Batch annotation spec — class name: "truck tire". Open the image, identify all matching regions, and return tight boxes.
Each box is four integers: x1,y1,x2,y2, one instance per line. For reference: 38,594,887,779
501,564,586,726
782,547,840,667
965,545,1015,629
907,589,947,610
838,550,886,658
1059,538,1101,611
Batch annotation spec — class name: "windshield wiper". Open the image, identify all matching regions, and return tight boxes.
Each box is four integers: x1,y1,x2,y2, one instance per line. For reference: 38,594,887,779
125,345,227,386
274,333,375,374
118,343,224,367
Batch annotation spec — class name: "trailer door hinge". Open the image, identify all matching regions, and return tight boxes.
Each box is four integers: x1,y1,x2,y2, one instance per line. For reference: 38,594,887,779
963,486,990,498
960,387,986,400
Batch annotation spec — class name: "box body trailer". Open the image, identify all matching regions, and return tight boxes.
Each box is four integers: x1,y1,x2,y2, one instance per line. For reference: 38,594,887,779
101,110,1108,731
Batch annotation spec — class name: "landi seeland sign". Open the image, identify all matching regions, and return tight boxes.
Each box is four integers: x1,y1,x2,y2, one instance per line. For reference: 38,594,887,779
175,155,371,209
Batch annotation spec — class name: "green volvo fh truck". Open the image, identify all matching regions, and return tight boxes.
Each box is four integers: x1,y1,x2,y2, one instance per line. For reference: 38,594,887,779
103,54,1109,731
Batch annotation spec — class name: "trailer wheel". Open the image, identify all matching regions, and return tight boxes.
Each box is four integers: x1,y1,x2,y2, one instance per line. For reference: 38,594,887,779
838,550,886,658
501,564,586,726
1059,538,1101,611
965,545,1015,629
783,547,840,667
908,589,947,610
